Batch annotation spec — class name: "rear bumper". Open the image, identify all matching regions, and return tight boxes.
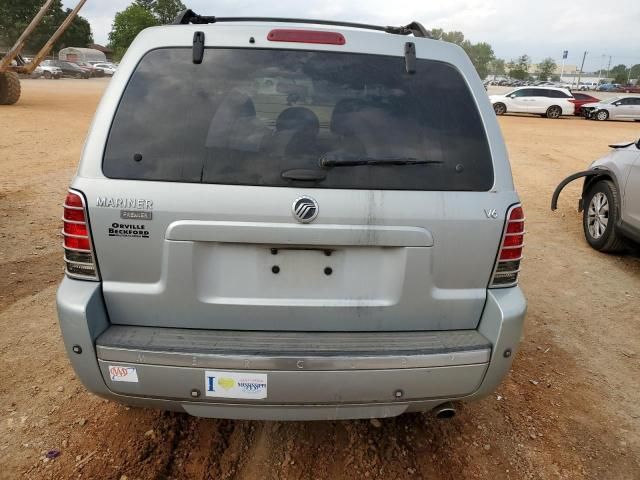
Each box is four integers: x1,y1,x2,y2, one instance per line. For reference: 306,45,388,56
56,278,526,420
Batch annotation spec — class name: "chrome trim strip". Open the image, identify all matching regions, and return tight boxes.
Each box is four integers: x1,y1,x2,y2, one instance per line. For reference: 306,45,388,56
61,230,89,239
63,244,92,253
497,255,524,262
96,346,491,371
501,244,525,249
64,267,99,281
63,204,84,211
62,217,86,225
64,256,94,266
493,268,521,275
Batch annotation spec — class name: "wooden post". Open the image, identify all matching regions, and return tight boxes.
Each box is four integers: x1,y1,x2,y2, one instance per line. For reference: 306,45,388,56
25,0,88,74
0,0,56,71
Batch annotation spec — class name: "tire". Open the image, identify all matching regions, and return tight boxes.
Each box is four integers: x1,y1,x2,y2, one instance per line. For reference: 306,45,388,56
582,180,626,252
595,110,609,121
43,71,52,79
493,102,506,115
546,105,562,119
0,71,21,105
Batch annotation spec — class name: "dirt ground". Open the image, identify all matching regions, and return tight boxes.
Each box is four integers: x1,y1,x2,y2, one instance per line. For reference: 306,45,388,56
1,79,639,480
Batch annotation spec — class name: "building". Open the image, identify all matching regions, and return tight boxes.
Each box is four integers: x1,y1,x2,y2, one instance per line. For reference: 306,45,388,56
528,63,579,75
88,44,114,61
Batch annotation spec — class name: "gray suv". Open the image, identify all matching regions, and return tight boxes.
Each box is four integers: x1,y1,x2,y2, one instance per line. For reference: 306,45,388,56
57,13,527,420
552,139,640,251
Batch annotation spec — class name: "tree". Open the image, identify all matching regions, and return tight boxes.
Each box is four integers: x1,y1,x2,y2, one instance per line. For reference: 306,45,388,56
427,28,495,79
0,0,93,53
489,58,506,79
462,41,494,79
630,64,640,84
537,57,557,81
134,0,156,10
58,9,93,48
132,0,186,24
153,0,186,24
609,64,628,84
507,55,531,80
108,4,158,60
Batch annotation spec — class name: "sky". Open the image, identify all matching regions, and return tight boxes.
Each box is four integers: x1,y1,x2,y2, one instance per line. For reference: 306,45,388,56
64,0,640,72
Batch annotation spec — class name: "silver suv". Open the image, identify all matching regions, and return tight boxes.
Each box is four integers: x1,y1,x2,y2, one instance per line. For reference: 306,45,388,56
56,12,527,421
552,139,640,251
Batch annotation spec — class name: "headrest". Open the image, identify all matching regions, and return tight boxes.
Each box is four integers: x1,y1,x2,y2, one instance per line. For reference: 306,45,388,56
275,107,319,135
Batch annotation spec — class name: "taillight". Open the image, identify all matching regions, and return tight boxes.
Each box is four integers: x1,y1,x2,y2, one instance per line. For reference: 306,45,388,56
62,190,99,280
267,29,346,45
490,205,524,288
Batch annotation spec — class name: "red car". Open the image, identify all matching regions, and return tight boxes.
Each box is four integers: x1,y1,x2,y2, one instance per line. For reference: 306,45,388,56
569,93,600,115
616,84,640,93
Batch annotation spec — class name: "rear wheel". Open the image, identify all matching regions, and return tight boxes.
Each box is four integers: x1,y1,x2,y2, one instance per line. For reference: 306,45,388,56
582,180,626,252
493,102,506,115
595,110,609,121
0,71,21,105
43,70,52,79
546,105,562,119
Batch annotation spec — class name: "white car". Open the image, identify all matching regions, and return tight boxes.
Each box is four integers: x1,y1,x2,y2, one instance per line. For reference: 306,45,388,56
93,63,117,76
39,63,63,79
490,86,575,119
581,97,640,121
578,82,598,91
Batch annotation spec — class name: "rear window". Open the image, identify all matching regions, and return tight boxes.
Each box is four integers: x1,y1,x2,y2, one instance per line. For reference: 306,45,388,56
103,48,493,191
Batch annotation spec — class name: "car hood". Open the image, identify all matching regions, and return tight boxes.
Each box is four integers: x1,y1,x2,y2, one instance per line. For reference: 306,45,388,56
488,95,506,102
581,102,606,108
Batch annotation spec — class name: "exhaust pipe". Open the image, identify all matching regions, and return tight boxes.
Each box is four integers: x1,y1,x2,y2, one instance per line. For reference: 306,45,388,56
434,402,456,419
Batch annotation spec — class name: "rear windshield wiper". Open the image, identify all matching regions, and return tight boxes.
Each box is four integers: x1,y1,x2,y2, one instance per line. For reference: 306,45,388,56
319,153,443,168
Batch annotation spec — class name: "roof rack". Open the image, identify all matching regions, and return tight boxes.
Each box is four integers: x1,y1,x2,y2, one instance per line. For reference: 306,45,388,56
172,9,431,38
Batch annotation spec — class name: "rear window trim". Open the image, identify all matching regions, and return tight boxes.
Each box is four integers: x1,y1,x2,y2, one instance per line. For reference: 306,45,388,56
101,46,495,192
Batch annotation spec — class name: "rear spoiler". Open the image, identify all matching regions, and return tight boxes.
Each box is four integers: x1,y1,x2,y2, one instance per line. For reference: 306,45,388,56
172,9,431,38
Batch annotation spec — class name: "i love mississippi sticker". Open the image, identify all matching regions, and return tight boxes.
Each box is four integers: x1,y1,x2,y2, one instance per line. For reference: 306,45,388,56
204,371,267,399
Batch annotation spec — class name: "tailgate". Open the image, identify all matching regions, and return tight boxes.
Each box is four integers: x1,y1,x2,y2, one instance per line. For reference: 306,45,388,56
84,181,513,331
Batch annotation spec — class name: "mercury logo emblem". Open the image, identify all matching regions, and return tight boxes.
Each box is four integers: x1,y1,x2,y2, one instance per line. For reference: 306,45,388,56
292,197,319,223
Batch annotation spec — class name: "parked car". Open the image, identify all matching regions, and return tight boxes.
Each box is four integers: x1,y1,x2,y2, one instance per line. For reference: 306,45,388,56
616,84,640,94
490,86,575,118
578,82,598,91
570,92,600,115
75,61,105,77
30,65,44,79
554,81,573,90
43,60,89,78
596,83,620,92
552,138,640,251
582,96,640,121
56,14,527,421
93,62,117,76
39,62,63,79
